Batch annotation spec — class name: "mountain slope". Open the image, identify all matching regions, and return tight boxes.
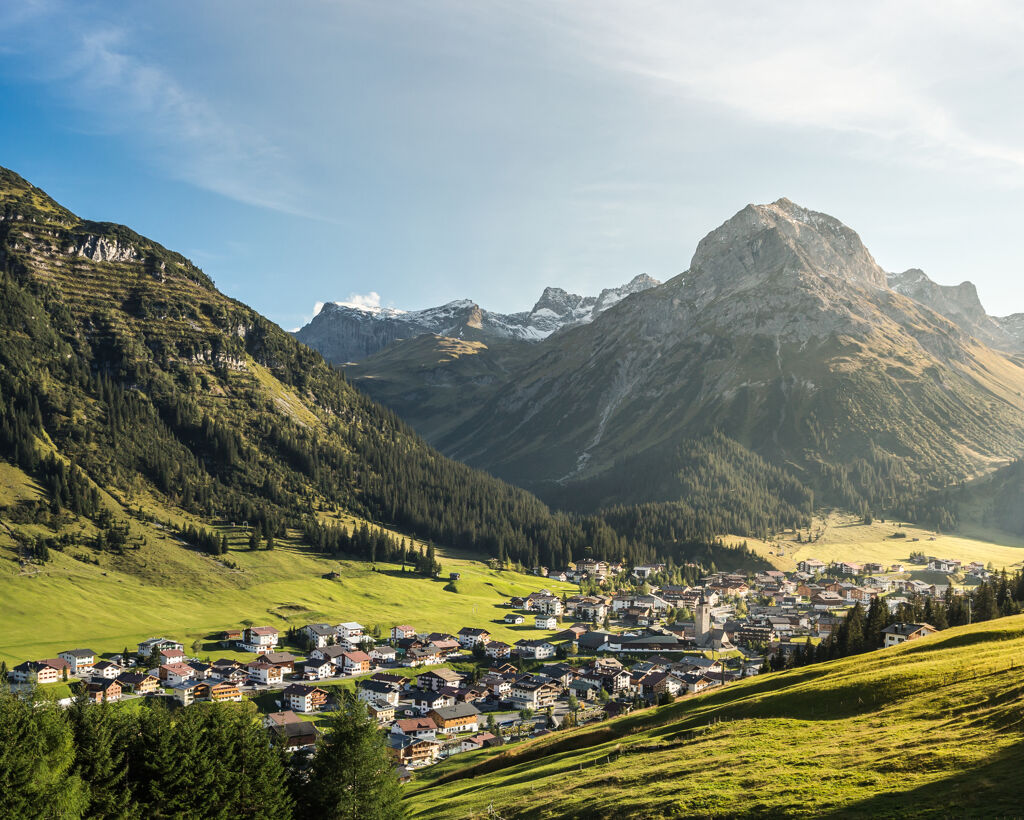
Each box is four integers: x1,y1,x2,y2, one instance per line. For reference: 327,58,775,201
293,274,659,363
0,165,656,573
408,615,1024,818
384,199,1024,515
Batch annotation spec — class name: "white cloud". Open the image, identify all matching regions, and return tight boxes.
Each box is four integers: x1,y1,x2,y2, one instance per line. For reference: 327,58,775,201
342,292,382,310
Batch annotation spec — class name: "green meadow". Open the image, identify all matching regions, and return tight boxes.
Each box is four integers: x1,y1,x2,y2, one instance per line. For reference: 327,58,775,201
407,614,1024,818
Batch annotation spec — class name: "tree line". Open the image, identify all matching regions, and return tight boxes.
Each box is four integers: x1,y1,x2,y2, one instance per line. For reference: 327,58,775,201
0,686,403,820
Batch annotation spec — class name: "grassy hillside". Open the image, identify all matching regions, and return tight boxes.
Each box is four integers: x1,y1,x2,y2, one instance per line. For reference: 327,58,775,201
407,615,1024,818
742,511,1024,573
0,459,575,664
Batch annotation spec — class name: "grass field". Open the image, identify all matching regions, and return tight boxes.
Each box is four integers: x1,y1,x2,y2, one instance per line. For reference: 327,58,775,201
406,614,1024,818
735,511,1024,573
0,457,576,666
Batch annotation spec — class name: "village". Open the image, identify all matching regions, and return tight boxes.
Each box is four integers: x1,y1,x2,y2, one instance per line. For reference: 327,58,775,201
5,553,970,776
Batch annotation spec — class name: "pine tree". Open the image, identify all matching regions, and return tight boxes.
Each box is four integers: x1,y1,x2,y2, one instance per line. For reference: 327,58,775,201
302,690,404,819
69,698,132,818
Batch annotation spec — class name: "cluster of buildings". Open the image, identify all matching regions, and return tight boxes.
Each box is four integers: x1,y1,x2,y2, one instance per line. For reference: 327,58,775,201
6,553,960,776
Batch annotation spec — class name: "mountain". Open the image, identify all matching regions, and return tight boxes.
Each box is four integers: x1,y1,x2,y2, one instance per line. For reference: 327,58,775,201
346,198,1024,520
292,274,659,363
887,268,1024,352
408,614,1024,818
0,165,708,575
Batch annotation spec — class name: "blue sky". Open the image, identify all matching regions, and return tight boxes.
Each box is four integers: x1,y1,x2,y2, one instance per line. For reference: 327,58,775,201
3,1,1024,330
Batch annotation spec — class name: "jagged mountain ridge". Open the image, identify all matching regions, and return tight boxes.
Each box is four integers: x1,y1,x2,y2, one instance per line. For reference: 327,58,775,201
292,274,659,363
348,198,1024,514
887,268,1024,352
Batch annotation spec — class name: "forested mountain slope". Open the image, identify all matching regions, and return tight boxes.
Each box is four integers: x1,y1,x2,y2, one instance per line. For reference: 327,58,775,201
0,166,778,573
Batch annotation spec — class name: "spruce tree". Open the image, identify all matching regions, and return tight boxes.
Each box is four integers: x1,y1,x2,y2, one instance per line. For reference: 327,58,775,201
69,698,132,819
302,690,403,819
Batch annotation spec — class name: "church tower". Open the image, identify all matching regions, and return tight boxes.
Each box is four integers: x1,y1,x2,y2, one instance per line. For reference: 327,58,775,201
694,595,711,643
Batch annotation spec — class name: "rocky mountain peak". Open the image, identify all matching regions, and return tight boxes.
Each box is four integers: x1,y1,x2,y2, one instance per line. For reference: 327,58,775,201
689,198,887,293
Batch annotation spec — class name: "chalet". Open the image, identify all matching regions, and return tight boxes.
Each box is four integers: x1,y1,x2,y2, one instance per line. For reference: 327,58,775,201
300,658,335,680
928,558,960,573
514,639,555,660
392,717,439,740
578,599,608,622
115,672,159,694
431,638,462,658
552,625,588,644
58,649,96,676
457,627,491,649
91,660,123,680
418,668,463,692
303,623,336,649
10,660,62,685
632,563,666,579
218,629,242,645
368,702,396,724
410,690,455,715
391,625,417,641
811,592,845,610
534,615,558,630
370,645,397,664
509,676,560,709
241,626,279,653
341,651,371,675
460,732,498,753
568,679,601,701
537,663,576,686
531,595,564,616
198,681,242,702
387,734,440,767
485,641,512,660
335,622,364,644
170,680,202,706
371,671,408,687
309,645,348,667
137,638,183,656
478,673,512,699
246,661,283,685
260,652,296,673
159,648,185,666
636,671,683,698
159,663,195,685
576,559,609,580
678,672,717,694
429,702,481,735
283,683,329,713
882,623,938,648
580,667,632,694
504,614,525,624
358,679,401,707
271,720,320,752
212,664,247,684
187,662,213,680
797,559,826,574
403,646,443,667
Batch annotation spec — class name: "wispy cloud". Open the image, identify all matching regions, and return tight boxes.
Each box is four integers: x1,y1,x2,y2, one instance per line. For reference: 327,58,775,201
533,0,1024,183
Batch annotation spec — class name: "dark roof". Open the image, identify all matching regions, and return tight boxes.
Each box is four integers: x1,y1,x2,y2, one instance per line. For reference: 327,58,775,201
429,702,481,721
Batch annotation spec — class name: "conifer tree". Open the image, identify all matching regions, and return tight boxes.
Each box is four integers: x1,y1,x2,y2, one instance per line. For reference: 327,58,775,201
69,698,131,819
302,690,403,819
